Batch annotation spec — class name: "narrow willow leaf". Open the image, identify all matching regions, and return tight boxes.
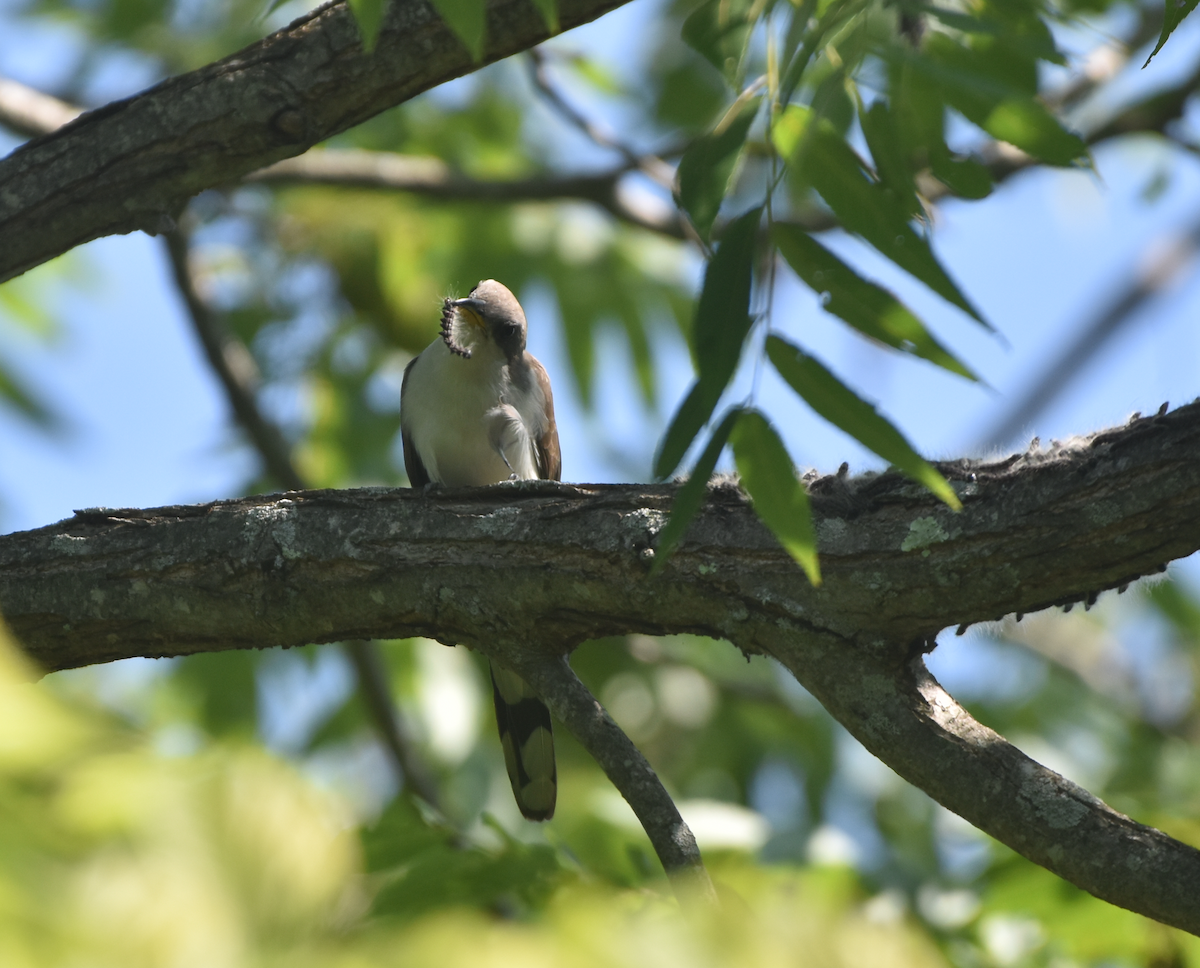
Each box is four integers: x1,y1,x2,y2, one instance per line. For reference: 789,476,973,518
730,410,820,583
810,71,853,135
655,381,716,480
693,206,760,385
928,149,993,199
429,0,486,61
901,43,1085,166
654,206,761,479
653,408,743,572
1146,0,1200,65
771,103,809,159
793,120,989,328
772,225,977,381
677,97,761,240
347,0,386,51
859,100,921,218
923,8,1063,63
682,0,756,82
765,335,961,510
982,98,1085,167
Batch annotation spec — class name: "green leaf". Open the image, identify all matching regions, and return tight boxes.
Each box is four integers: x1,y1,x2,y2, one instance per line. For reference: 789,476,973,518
858,100,921,218
654,206,761,479
928,148,993,199
981,98,1085,167
1146,0,1200,66
655,380,721,482
902,41,1085,166
810,71,853,135
347,0,386,52
765,335,961,509
677,97,761,240
653,407,743,571
681,0,756,83
784,115,989,328
772,224,977,381
730,410,820,583
693,206,760,386
428,0,486,61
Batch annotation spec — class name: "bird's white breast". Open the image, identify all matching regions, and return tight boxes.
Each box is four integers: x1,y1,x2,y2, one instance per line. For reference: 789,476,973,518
402,338,545,486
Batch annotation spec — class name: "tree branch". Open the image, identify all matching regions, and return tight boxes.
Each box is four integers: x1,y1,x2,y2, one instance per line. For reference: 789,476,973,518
0,78,82,139
4,403,1200,928
249,150,684,237
0,0,635,283
162,228,304,490
516,653,716,902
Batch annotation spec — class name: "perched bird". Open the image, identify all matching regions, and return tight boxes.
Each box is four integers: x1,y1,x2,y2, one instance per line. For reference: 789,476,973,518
400,279,560,820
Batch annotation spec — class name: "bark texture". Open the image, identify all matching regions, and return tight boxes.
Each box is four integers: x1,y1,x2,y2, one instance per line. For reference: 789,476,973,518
3,402,1200,930
0,0,632,283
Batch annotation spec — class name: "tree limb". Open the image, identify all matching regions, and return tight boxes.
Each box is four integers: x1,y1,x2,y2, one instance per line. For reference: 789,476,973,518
4,403,1200,928
0,0,635,283
516,653,717,902
248,150,684,237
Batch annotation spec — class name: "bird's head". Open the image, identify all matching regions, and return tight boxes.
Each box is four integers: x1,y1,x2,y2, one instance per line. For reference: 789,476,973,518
441,280,527,361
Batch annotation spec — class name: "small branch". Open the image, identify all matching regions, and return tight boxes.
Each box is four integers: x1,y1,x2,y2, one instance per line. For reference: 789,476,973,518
0,78,81,139
526,48,641,166
515,653,716,903
162,228,303,491
523,48,678,191
0,75,683,240
249,150,684,238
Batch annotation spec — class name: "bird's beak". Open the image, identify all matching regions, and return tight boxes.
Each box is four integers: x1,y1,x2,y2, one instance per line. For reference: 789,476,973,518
452,297,487,330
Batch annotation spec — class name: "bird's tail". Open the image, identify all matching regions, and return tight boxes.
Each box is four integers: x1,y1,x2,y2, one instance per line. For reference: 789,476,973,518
490,661,556,821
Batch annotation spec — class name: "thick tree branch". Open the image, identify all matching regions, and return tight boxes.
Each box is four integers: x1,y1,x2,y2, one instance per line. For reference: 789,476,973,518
4,403,1200,928
0,0,634,283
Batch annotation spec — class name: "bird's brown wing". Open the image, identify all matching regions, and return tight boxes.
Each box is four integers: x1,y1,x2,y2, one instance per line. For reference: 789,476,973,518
528,354,561,481
400,356,431,488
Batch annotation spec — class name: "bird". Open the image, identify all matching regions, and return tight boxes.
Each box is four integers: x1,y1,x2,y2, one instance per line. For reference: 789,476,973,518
399,279,560,821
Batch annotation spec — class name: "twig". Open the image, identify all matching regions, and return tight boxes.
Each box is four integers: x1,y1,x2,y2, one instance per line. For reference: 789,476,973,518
524,48,679,190
248,150,684,238
514,653,717,905
162,228,303,491
526,48,642,167
0,77,81,139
